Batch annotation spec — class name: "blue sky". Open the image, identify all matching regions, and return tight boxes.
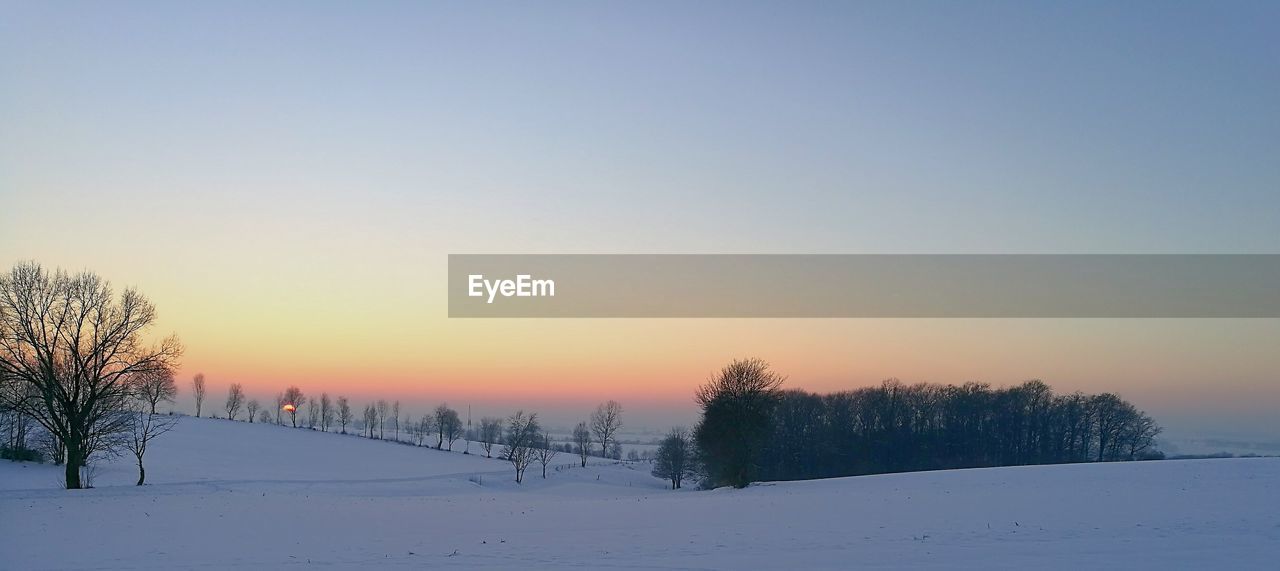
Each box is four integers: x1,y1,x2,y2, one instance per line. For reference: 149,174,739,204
2,2,1278,439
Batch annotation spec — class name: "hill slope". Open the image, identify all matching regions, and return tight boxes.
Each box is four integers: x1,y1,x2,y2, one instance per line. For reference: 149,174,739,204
2,416,1277,569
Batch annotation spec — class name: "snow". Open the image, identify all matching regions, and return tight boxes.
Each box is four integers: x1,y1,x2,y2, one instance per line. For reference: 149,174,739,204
2,417,1278,569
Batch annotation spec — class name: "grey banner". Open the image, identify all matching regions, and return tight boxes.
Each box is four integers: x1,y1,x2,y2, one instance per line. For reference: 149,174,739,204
448,255,1280,318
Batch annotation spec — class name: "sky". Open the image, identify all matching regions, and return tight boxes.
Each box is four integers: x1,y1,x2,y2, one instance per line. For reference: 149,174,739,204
2,2,1278,439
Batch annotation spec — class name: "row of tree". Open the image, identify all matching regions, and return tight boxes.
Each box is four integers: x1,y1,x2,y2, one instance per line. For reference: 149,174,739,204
693,358,1164,488
186,374,633,485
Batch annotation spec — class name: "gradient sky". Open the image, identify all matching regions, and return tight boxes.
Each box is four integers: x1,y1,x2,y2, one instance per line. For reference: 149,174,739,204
2,2,1278,441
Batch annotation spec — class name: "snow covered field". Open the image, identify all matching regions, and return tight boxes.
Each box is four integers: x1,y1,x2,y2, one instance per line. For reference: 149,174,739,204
2,417,1277,569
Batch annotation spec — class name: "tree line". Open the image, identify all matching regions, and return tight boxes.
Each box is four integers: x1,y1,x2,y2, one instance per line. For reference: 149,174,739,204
693,358,1164,488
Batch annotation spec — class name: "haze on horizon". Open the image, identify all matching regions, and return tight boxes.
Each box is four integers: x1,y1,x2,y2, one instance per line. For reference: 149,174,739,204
2,2,1278,444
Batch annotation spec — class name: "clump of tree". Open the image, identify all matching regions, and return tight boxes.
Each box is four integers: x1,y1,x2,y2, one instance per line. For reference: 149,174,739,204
693,358,785,488
652,427,698,489
694,359,1165,487
501,410,540,483
0,263,183,489
752,379,1163,482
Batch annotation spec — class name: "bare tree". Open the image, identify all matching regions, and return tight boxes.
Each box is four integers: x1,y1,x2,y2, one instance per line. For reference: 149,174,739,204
536,431,559,478
256,409,272,424
363,403,377,438
407,414,431,446
320,393,333,432
192,373,206,418
225,383,245,420
478,417,503,458
306,398,319,429
0,263,183,488
337,396,352,433
273,392,286,425
1122,411,1161,460
2,402,36,460
283,386,304,428
246,399,260,423
132,366,178,414
591,400,623,457
652,427,696,489
501,411,540,484
391,400,401,441
376,399,388,439
443,412,463,451
125,401,178,485
434,404,462,450
572,421,592,467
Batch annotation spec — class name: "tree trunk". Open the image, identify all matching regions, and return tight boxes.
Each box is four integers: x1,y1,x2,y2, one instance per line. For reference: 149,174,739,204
136,459,146,486
64,446,83,489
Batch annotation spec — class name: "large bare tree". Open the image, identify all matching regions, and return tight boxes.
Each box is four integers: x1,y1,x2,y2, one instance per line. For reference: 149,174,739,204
590,400,623,457
0,263,182,489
